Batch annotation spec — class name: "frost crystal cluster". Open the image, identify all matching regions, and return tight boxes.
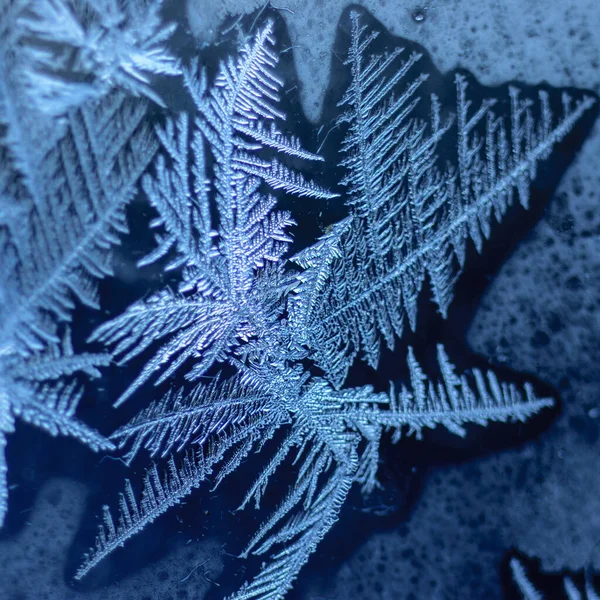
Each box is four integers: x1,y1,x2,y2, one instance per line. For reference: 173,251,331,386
75,12,594,599
0,3,596,599
0,0,177,527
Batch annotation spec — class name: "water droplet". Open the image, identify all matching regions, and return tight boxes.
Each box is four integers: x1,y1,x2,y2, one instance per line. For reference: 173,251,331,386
412,8,427,23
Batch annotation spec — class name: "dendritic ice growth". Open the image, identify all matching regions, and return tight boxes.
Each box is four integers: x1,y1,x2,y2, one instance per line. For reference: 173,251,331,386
72,10,597,600
510,557,600,600
15,0,180,115
0,0,179,528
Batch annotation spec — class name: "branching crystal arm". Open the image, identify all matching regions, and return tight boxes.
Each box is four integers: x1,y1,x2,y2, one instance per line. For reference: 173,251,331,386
3,94,158,353
89,290,240,406
342,345,553,441
310,24,595,386
188,20,335,298
141,113,215,273
78,383,289,579
236,428,302,512
111,376,275,463
75,450,210,580
12,381,114,452
288,217,351,348
230,460,355,600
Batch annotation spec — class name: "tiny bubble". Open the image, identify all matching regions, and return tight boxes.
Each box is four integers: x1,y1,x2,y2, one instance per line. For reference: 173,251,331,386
588,407,600,419
496,352,508,363
412,8,427,23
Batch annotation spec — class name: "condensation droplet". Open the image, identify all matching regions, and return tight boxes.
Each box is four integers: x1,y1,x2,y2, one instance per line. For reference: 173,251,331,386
412,8,427,23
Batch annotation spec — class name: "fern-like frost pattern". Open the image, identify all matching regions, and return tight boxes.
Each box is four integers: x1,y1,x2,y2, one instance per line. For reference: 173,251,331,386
71,10,595,600
17,0,180,114
90,23,336,406
0,0,179,526
305,13,595,386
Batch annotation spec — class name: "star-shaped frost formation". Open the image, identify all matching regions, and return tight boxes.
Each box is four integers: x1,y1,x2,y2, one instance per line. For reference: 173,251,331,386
75,7,598,600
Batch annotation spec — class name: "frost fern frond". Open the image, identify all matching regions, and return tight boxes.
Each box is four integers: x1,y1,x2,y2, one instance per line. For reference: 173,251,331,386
341,344,553,445
304,11,595,387
91,20,336,404
0,3,166,528
1,92,157,354
111,374,281,463
72,10,588,600
76,450,208,580
231,461,355,600
77,371,292,579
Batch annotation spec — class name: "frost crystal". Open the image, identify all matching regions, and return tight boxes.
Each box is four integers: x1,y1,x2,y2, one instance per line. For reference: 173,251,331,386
0,0,178,526
72,10,595,600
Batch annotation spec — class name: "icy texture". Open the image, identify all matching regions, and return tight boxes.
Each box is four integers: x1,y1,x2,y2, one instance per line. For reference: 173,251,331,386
71,13,592,598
